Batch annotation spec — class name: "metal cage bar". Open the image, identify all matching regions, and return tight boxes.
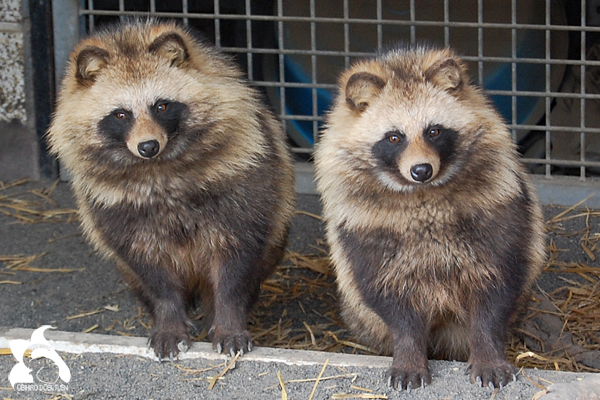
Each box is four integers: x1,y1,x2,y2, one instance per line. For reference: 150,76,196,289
545,0,552,177
77,0,600,182
580,0,587,179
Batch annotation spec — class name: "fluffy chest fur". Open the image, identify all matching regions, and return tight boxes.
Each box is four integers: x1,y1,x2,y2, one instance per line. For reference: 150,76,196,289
334,190,514,283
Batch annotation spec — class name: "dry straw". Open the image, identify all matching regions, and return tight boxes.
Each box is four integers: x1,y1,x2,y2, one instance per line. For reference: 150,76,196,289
0,179,77,224
1,179,599,374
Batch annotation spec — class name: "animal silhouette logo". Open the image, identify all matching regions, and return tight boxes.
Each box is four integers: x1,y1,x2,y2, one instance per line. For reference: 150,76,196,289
9,326,71,388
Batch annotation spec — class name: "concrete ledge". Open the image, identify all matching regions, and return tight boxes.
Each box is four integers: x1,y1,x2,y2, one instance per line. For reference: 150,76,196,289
3,326,599,399
295,162,600,208
0,326,391,368
530,174,600,208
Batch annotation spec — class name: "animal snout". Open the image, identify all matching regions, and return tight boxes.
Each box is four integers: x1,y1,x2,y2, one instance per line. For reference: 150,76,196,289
410,163,433,182
137,140,160,158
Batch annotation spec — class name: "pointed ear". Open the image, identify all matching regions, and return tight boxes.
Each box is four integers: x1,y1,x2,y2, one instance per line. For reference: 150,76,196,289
76,46,110,87
148,32,189,67
345,72,386,112
424,58,464,93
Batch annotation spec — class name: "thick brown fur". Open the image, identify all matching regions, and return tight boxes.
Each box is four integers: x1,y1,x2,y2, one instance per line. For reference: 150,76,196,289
47,20,295,360
314,45,546,390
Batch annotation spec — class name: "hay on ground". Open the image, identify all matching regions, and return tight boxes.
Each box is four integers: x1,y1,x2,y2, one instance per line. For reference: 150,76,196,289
1,179,599,374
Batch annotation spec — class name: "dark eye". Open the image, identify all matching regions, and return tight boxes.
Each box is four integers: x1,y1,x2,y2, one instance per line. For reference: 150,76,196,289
156,103,168,112
115,111,127,119
428,128,441,138
387,132,403,143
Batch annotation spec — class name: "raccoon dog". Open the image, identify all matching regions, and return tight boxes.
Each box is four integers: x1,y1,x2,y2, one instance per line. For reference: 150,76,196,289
47,21,295,360
315,45,545,390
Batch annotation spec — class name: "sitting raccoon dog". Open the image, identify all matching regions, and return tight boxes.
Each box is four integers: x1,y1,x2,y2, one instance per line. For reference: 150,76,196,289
315,46,545,390
47,21,295,360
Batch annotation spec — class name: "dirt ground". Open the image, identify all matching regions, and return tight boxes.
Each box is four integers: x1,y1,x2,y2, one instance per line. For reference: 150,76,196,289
0,179,599,377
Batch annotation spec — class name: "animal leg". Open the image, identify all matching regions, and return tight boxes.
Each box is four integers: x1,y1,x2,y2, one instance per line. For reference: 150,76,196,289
136,267,193,361
467,287,517,389
209,253,268,356
386,306,431,391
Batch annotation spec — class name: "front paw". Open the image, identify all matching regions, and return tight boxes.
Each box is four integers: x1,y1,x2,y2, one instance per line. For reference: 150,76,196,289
387,365,431,391
149,328,191,362
468,360,516,389
209,326,252,357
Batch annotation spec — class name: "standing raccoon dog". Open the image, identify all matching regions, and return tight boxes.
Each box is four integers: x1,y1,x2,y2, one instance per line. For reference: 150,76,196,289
47,21,295,360
315,46,545,390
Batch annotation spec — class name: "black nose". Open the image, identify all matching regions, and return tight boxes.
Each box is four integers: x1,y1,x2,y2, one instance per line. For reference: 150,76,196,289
137,140,160,158
410,163,433,182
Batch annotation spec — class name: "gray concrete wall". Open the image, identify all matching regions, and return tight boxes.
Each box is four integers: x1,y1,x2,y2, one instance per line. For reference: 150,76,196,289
0,0,25,124
0,0,39,181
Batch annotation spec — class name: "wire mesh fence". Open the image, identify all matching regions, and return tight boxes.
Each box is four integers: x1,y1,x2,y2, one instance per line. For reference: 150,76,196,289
78,0,600,180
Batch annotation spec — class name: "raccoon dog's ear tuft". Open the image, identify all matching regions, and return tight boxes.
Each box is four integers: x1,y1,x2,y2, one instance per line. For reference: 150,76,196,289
76,46,110,87
345,72,386,113
424,58,464,93
149,32,189,67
